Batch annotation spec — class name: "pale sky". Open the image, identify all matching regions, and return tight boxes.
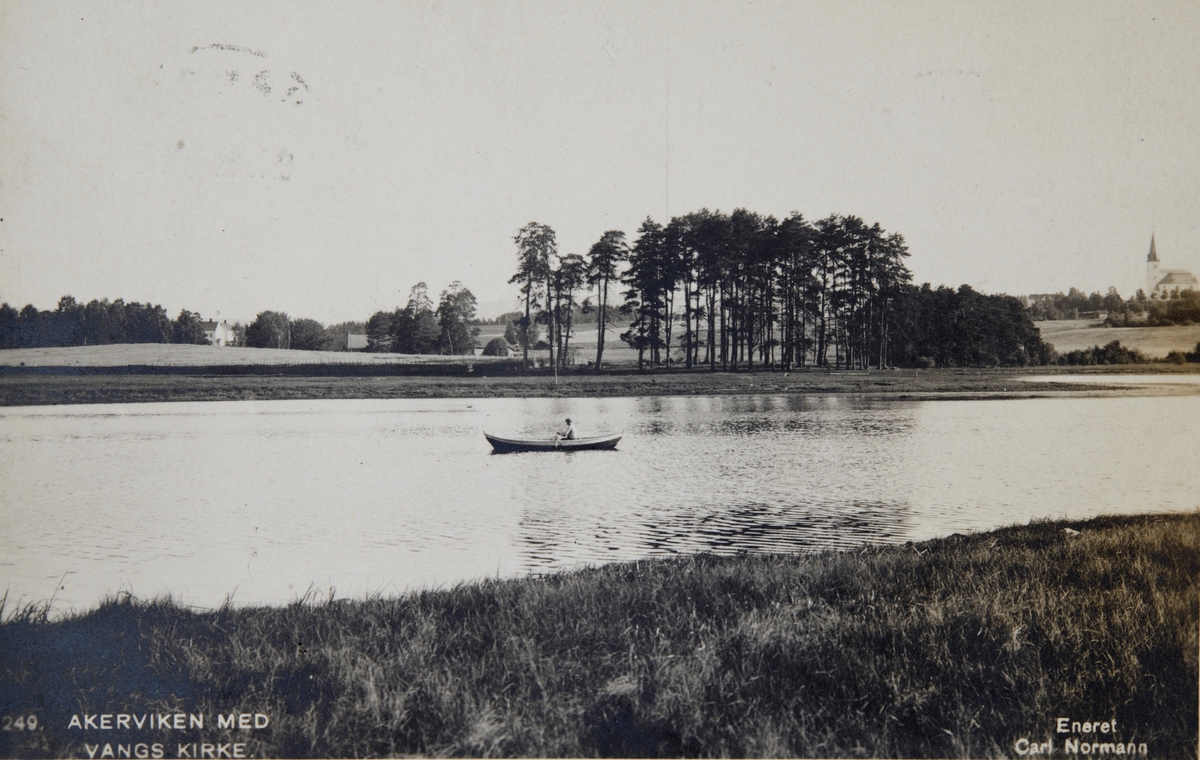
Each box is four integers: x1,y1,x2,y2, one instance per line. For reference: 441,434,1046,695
2,1,1197,323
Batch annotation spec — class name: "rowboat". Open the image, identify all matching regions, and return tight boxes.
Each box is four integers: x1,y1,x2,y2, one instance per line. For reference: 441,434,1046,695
484,432,622,453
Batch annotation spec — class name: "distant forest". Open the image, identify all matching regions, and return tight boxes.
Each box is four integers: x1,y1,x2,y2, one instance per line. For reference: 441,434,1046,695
0,297,217,349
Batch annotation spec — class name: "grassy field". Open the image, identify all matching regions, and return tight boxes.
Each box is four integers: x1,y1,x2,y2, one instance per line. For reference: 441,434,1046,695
1035,319,1200,355
476,321,652,366
4,364,1200,406
1,513,1196,758
0,343,510,368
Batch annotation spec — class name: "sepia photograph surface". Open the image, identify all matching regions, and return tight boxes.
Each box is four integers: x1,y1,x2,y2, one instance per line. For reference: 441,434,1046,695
1,2,1197,757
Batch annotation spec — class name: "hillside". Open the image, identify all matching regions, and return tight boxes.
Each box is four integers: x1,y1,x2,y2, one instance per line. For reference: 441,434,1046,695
1035,320,1200,356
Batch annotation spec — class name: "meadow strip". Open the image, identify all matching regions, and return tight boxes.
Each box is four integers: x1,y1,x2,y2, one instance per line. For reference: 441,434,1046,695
4,365,1200,407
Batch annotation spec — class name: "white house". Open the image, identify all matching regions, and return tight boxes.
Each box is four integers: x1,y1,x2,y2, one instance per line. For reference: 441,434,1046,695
1146,235,1198,299
347,332,368,351
198,320,235,346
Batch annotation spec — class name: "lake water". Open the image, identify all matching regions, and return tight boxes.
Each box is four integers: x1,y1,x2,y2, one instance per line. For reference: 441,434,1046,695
2,394,1197,611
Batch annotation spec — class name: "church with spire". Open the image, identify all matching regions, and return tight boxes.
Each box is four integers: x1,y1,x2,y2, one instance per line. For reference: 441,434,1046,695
1146,234,1198,299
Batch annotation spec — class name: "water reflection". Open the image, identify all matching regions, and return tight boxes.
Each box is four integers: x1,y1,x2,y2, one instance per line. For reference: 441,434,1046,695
1,394,1197,610
519,500,910,574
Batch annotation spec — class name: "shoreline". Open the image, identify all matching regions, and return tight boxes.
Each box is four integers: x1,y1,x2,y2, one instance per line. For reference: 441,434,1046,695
3,364,1200,407
2,512,1197,757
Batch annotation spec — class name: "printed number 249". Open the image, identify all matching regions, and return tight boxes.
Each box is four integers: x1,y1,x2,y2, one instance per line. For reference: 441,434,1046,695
2,715,39,731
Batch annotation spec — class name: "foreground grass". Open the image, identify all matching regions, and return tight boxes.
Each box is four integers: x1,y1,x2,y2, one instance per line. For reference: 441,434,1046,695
1,513,1197,758
4,364,1200,407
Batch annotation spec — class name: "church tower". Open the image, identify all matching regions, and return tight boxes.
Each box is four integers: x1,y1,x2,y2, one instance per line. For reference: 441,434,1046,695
1147,234,1160,294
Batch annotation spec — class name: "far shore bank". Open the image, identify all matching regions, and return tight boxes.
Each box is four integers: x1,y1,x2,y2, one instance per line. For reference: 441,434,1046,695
2,363,1200,406
2,512,1196,757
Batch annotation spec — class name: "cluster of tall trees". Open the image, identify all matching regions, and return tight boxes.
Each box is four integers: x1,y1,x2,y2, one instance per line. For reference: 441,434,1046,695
508,223,625,369
617,210,917,370
363,281,480,355
513,211,922,369
510,209,1053,370
0,296,219,349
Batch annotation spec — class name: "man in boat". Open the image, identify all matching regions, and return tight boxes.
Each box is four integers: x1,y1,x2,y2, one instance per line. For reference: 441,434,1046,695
557,418,577,440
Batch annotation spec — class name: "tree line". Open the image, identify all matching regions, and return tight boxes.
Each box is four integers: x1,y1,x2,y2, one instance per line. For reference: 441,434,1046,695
0,296,215,349
1025,287,1129,321
0,296,371,353
0,281,477,355
1026,286,1200,328
509,210,1050,370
